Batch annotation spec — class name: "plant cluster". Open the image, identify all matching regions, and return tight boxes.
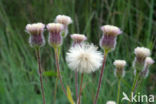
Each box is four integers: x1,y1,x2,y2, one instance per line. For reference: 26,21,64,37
25,15,154,104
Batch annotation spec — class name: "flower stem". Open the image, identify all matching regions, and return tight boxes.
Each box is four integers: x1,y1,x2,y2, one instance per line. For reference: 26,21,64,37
117,79,121,104
94,52,108,104
77,73,84,104
75,71,78,100
128,72,139,104
54,77,59,104
36,48,46,104
54,48,67,96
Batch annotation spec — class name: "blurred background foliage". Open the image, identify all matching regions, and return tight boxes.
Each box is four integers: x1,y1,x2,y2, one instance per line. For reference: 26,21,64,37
0,0,155,104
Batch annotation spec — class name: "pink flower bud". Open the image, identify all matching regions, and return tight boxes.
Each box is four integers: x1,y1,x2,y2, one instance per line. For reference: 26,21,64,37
55,15,72,37
99,25,122,51
47,23,64,48
70,34,87,46
113,60,126,78
26,23,45,47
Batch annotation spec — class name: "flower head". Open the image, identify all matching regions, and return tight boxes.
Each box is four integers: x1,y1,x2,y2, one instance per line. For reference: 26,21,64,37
101,25,122,36
134,47,151,60
25,23,45,47
26,23,45,35
47,23,64,48
55,15,72,26
145,57,154,66
106,101,116,104
133,47,151,73
100,25,122,52
66,43,103,73
55,15,72,37
141,57,155,78
113,60,126,78
71,34,87,45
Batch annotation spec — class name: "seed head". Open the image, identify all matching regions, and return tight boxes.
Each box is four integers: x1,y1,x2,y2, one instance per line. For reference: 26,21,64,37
66,43,103,73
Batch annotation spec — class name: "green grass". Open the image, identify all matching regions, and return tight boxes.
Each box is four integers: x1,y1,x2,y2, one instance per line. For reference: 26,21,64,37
0,0,156,104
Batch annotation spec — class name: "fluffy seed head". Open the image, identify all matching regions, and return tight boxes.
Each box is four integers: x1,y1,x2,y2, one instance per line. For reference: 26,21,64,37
55,15,72,26
71,34,87,44
145,57,154,65
26,23,45,35
134,47,151,58
106,101,116,104
66,43,103,73
101,25,122,36
47,23,64,33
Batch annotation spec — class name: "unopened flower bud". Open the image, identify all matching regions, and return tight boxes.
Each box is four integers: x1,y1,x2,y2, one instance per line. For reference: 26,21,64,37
145,57,154,66
142,57,154,78
70,34,87,46
133,47,151,73
99,25,122,52
47,23,64,48
26,23,45,47
55,15,72,37
113,60,126,79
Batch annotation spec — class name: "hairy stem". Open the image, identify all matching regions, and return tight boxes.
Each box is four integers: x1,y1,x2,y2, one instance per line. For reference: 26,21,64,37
117,79,121,104
54,48,67,96
94,52,108,104
77,73,84,104
36,48,46,104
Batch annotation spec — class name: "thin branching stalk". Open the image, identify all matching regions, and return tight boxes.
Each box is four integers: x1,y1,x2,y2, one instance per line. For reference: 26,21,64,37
77,73,84,104
117,79,121,104
75,71,78,100
54,48,67,96
36,48,46,104
94,52,108,104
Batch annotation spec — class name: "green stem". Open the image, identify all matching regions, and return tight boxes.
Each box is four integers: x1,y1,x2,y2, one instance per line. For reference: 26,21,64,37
117,79,121,104
54,48,67,97
54,77,59,104
128,72,139,104
36,48,46,104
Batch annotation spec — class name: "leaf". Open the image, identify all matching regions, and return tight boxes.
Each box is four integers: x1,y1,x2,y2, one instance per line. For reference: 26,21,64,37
67,85,75,104
43,70,57,77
